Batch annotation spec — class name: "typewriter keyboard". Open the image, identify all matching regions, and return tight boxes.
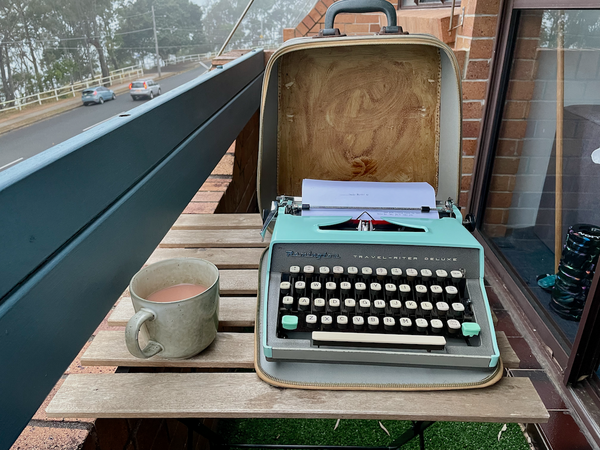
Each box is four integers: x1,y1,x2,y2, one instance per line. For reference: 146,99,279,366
275,265,481,351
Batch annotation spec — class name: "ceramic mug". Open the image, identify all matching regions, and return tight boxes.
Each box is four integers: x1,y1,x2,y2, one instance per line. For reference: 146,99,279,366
125,258,219,359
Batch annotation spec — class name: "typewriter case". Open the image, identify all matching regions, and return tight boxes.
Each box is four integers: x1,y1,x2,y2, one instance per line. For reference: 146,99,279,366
257,1,462,212
254,0,502,390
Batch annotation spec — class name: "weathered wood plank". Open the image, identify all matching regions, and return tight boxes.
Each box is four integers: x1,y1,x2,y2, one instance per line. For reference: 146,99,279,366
496,331,519,369
47,375,548,422
145,247,264,268
220,270,258,295
82,332,254,368
159,230,269,248
108,296,256,328
172,214,262,230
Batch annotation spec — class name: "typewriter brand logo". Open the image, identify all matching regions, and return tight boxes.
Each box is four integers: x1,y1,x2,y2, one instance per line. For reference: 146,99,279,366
285,251,341,260
353,255,458,262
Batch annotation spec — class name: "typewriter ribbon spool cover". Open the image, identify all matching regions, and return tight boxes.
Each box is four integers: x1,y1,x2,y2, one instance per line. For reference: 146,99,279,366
254,25,502,390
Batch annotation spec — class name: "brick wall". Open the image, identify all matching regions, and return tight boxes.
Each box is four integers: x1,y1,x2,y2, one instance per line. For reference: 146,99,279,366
283,0,503,209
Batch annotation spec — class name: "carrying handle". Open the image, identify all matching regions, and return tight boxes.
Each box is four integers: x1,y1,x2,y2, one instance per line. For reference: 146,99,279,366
125,308,164,359
319,0,405,36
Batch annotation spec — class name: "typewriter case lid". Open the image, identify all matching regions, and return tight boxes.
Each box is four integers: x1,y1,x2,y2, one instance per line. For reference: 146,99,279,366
257,2,463,213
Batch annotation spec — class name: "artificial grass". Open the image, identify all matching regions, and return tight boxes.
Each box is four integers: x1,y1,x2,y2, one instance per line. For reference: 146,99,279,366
217,418,529,450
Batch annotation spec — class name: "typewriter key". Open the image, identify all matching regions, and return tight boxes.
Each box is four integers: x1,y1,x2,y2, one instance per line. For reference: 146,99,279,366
383,316,396,332
358,299,371,313
368,316,380,331
400,317,412,332
337,315,348,330
406,268,418,281
385,283,397,298
361,267,373,279
347,266,358,279
303,265,315,275
329,298,341,312
376,268,388,280
290,266,300,274
295,281,306,295
399,284,411,298
374,299,386,312
282,296,294,310
333,266,344,278
447,319,461,335
314,298,326,312
311,281,322,293
436,302,449,317
340,281,352,297
405,300,418,314
355,282,367,296
390,268,403,280
306,314,318,329
415,284,427,299
420,302,433,315
298,297,310,311
450,270,463,284
326,282,337,295
420,269,432,282
319,266,330,276
451,302,465,318
321,315,333,330
279,281,291,296
445,285,458,300
435,269,448,282
430,285,443,299
430,319,443,333
344,298,356,310
352,316,365,331
416,318,428,333
390,299,402,312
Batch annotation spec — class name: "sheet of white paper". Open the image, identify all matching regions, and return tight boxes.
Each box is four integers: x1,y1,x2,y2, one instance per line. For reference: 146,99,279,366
302,179,439,220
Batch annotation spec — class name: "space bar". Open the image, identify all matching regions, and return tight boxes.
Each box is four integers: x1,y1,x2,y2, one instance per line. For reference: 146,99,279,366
312,331,446,350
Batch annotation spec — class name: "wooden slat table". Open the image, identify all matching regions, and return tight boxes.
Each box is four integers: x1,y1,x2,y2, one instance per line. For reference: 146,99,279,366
47,213,548,432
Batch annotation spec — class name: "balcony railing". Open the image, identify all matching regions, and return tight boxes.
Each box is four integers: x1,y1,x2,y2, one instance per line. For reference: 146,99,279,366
0,49,264,449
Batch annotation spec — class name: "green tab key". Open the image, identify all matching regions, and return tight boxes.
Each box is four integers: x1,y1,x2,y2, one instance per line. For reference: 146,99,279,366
282,315,299,330
462,322,481,337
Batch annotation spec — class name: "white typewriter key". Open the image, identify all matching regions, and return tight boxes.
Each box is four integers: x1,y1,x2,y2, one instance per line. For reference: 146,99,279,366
358,299,371,313
290,266,300,274
303,265,315,274
435,269,448,281
340,281,352,290
282,296,294,309
416,318,428,333
430,285,443,298
321,315,333,330
311,331,446,350
279,281,291,294
298,297,311,311
295,281,306,292
383,316,396,332
405,300,418,312
310,282,322,292
333,266,344,276
352,316,365,330
370,282,382,292
390,299,402,310
452,303,465,313
420,301,433,312
329,298,341,311
361,267,373,277
391,268,403,279
344,298,356,309
306,314,318,329
368,316,380,330
374,299,386,310
400,317,412,332
326,282,337,291
436,302,450,316
385,283,397,292
337,315,348,329
431,319,444,333
447,319,461,334
399,284,411,297
451,270,464,283
406,268,418,280
355,282,367,293
445,285,458,299
347,266,358,277
319,266,330,275
415,284,428,298
420,269,433,281
314,298,326,312
376,268,388,279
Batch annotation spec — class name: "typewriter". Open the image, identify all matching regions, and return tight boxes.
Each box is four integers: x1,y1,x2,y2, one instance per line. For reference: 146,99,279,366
258,187,500,372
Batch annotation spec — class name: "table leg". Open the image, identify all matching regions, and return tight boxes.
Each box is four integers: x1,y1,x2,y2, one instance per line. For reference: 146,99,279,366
387,421,435,450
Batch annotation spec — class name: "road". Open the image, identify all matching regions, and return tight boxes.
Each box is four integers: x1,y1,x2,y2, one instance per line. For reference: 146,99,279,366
0,64,209,172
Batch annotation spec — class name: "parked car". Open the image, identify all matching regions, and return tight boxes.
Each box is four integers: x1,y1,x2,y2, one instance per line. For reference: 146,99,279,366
81,86,116,106
129,79,161,100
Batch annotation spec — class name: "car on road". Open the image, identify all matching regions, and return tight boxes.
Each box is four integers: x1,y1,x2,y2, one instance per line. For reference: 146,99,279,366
129,79,161,100
81,86,116,106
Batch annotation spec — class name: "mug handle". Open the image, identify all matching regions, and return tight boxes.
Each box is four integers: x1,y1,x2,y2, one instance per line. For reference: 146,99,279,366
125,308,164,359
